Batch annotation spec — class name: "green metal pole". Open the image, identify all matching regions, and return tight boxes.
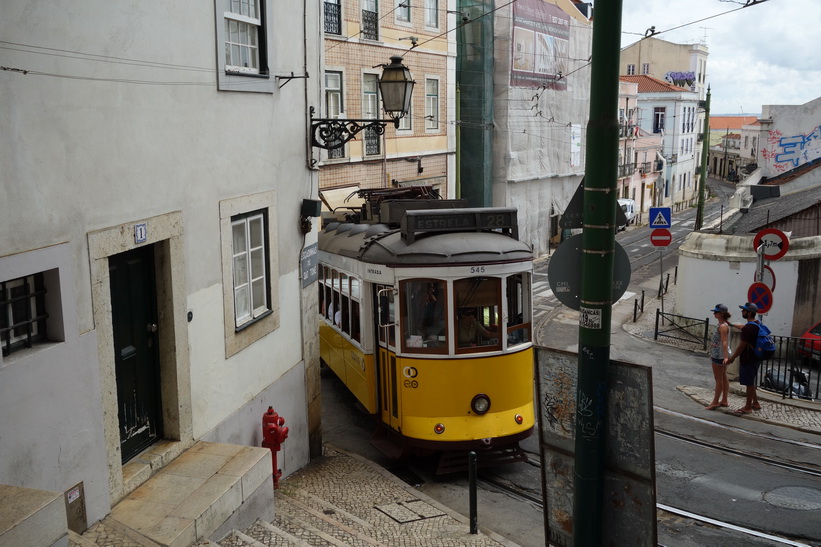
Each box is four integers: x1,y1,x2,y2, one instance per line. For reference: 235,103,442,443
456,85,461,199
573,2,623,545
695,86,711,230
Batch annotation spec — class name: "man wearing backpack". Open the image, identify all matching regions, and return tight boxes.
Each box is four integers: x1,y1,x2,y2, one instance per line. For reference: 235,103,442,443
726,302,763,414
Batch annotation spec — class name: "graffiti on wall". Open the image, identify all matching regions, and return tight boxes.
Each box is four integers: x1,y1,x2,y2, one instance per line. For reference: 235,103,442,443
664,71,695,90
760,126,821,173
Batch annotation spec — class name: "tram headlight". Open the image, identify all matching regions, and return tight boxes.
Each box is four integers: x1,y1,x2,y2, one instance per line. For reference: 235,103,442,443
514,414,524,425
434,423,446,434
471,394,491,415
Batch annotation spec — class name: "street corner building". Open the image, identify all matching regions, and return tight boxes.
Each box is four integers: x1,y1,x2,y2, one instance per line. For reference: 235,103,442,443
1,0,323,544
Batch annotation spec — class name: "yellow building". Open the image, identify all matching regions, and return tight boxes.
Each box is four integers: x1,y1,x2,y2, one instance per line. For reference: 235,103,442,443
316,1,456,197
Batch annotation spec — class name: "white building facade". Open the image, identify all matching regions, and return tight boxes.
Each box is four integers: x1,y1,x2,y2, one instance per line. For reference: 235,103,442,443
1,0,320,532
623,75,700,211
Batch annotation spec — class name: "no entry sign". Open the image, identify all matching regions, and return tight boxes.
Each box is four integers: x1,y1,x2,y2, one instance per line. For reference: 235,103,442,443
650,228,672,247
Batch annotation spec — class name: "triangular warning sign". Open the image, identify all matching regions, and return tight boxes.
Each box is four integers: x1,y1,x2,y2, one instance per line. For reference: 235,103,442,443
652,211,669,227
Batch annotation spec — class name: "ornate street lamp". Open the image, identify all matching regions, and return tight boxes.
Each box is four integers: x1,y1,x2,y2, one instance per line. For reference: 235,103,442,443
310,56,415,150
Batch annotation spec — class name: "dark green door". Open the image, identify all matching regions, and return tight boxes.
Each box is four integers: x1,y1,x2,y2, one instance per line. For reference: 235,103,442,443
109,246,162,462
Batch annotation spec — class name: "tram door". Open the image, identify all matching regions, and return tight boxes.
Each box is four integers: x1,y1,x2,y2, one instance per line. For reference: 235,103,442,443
376,285,400,430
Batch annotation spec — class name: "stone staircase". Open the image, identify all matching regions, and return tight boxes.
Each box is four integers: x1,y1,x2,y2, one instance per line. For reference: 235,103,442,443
70,445,515,547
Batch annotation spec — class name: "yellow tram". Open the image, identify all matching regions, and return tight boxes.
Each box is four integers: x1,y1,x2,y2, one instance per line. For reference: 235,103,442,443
318,188,535,470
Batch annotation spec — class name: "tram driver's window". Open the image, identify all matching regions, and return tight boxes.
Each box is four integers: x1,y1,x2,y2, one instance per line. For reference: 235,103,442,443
506,273,531,346
454,277,501,350
400,279,447,352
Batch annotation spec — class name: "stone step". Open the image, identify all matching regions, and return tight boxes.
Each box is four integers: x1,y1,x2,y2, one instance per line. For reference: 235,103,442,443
273,494,384,546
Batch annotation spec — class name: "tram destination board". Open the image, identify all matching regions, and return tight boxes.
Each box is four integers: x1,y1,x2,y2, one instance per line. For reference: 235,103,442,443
401,207,519,243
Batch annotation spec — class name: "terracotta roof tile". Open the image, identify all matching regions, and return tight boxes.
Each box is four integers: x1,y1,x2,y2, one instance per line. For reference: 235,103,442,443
619,75,692,93
710,116,759,130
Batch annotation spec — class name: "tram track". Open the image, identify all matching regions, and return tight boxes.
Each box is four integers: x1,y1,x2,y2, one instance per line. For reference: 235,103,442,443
478,468,815,547
474,409,821,546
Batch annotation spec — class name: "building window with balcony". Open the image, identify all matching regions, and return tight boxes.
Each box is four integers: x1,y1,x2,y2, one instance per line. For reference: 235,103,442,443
325,0,342,35
627,64,636,75
425,78,439,130
362,0,379,40
653,107,665,133
641,63,650,75
363,73,381,155
325,71,345,158
425,0,438,28
397,0,411,22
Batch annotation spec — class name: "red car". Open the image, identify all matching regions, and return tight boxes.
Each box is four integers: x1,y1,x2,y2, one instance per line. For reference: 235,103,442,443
797,321,821,365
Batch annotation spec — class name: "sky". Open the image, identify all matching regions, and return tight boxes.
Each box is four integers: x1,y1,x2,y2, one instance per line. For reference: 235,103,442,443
611,0,821,115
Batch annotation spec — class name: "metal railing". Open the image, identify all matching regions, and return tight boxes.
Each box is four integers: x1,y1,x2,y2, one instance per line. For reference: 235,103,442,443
324,2,341,34
361,9,378,40
654,310,709,350
755,335,820,401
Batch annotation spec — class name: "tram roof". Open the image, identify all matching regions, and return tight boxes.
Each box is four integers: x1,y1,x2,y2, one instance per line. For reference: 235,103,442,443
319,222,533,266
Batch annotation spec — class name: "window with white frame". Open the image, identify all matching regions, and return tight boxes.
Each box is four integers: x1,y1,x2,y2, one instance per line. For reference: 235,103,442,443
1,273,48,357
397,0,410,22
626,64,636,75
425,0,438,27
216,0,272,92
325,71,346,158
398,102,412,130
653,107,665,133
232,210,270,328
224,0,263,73
641,63,650,75
363,73,381,155
425,78,439,130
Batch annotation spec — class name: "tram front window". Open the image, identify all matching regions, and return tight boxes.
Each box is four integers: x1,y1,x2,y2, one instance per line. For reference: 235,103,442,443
400,279,447,353
455,277,501,350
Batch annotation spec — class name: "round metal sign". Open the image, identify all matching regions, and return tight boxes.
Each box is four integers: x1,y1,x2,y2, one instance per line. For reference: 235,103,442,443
747,282,773,314
547,235,631,311
753,228,789,261
755,265,776,292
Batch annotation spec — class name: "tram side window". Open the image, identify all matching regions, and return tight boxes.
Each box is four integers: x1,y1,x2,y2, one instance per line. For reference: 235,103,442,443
400,279,447,353
350,277,361,343
506,273,532,345
454,277,501,350
340,272,350,333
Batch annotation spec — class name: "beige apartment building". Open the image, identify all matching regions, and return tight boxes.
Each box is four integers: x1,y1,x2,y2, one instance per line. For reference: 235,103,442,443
317,1,456,199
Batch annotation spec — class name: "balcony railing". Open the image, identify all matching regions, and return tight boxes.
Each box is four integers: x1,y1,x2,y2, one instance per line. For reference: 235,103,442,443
362,9,378,40
618,162,636,178
324,2,341,35
619,124,635,138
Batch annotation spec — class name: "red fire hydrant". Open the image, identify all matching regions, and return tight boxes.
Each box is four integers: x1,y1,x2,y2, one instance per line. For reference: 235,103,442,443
261,406,289,488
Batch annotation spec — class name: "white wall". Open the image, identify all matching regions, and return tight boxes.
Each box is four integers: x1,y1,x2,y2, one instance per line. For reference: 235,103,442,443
1,0,317,519
676,233,800,336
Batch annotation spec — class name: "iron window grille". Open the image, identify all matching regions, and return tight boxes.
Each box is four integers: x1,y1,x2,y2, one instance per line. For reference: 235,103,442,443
1,273,48,356
324,0,342,34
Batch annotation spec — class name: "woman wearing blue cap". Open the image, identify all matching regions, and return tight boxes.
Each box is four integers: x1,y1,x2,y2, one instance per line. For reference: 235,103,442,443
705,304,731,410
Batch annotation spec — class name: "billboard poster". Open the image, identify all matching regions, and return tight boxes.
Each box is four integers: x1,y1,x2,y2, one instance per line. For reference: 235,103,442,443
511,0,570,89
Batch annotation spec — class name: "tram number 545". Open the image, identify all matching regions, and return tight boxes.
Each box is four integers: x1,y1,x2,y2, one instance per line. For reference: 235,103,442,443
470,266,485,274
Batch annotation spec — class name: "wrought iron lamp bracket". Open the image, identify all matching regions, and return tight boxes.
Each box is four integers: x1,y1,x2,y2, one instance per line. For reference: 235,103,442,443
310,106,399,150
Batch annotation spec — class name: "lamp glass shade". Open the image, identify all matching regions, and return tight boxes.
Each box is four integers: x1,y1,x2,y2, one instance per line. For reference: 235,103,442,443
379,56,415,118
